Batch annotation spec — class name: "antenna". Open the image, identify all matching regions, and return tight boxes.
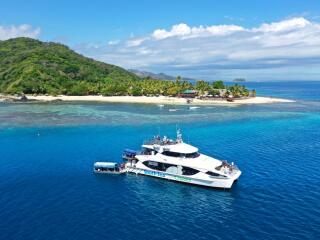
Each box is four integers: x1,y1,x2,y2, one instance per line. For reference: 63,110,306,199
176,127,183,143
175,124,178,139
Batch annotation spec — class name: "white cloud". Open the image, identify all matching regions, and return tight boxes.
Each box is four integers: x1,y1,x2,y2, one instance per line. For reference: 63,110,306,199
152,23,244,40
75,17,320,80
108,40,119,45
152,23,192,39
126,37,149,47
254,17,310,32
0,24,41,40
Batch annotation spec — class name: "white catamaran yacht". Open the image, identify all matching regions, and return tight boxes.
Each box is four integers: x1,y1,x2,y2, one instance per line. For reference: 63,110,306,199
122,130,241,189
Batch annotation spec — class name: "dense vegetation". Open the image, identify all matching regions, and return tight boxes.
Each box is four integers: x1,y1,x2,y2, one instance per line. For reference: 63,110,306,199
0,37,141,95
0,38,254,97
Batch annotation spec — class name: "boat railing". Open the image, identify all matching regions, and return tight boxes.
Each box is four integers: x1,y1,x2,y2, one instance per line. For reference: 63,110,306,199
122,149,156,160
143,138,177,146
215,161,239,174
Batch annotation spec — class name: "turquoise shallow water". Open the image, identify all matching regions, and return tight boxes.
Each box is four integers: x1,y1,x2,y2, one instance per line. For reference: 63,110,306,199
0,82,320,239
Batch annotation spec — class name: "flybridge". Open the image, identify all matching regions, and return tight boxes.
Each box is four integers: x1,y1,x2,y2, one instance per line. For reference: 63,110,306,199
142,130,199,154
143,130,183,146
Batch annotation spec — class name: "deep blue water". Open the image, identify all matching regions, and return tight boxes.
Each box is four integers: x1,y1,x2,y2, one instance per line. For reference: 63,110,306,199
0,82,320,240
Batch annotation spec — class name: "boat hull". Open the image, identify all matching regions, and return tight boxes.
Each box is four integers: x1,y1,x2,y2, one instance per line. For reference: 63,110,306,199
125,166,240,189
94,170,124,174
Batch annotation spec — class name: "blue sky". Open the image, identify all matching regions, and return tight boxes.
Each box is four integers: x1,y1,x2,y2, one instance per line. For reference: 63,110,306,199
1,0,320,81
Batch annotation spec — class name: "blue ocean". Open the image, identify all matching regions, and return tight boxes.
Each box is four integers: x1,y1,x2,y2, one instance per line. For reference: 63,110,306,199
0,82,319,240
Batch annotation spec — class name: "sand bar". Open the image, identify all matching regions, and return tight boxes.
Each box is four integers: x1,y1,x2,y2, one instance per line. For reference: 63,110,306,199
14,95,296,105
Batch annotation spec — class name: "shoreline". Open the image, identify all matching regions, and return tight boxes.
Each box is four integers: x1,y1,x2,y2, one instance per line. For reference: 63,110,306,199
2,95,294,105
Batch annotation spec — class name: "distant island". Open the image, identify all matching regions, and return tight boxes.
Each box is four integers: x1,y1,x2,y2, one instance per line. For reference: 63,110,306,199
234,78,246,82
0,38,294,105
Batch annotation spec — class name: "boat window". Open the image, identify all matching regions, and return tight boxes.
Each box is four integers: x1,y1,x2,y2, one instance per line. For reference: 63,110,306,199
143,161,162,171
162,151,200,158
182,166,199,176
143,161,177,171
96,167,115,171
185,152,200,158
207,171,225,177
148,161,158,166
162,151,182,157
162,163,177,171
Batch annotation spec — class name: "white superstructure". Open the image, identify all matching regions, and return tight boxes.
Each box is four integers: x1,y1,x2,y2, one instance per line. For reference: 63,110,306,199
123,130,241,189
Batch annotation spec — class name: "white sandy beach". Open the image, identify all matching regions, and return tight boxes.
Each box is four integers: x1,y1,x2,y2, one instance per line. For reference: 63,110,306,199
21,95,294,105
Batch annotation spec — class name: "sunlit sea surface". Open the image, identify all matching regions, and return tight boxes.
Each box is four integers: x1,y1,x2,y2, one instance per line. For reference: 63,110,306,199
0,81,319,239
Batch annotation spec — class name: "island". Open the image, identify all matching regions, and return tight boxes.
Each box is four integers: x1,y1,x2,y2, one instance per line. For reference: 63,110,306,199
0,37,293,105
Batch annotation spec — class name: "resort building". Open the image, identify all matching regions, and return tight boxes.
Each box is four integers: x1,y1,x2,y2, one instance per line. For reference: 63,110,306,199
178,89,198,98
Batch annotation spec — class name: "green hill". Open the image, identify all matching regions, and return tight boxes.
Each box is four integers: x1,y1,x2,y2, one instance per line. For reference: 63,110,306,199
0,37,252,98
0,37,140,95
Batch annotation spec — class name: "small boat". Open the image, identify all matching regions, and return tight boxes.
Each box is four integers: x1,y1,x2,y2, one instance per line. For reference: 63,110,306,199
157,104,165,108
189,106,200,110
169,109,178,112
93,162,124,174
